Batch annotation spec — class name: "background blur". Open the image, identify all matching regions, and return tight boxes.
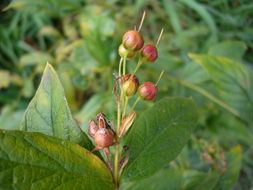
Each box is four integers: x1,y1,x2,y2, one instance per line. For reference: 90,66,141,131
0,0,253,189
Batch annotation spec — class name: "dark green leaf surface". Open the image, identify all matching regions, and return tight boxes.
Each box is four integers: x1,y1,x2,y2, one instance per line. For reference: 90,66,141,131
122,97,197,182
182,170,219,190
123,168,182,190
189,54,253,122
20,63,90,147
0,130,114,190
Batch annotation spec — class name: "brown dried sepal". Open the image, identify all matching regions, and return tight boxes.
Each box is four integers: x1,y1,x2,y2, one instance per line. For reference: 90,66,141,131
119,111,137,138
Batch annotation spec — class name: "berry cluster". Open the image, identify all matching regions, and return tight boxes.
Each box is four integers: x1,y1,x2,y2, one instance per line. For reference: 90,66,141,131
88,13,163,186
119,29,162,101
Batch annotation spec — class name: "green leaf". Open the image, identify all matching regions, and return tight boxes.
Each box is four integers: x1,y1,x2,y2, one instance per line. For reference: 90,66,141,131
189,53,253,122
20,51,53,67
0,130,114,190
0,106,24,130
182,170,219,190
20,63,90,147
122,97,198,182
122,168,182,190
208,41,246,60
215,146,243,190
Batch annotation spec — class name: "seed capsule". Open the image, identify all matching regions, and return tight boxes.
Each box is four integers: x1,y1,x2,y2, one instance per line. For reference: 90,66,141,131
88,120,99,137
122,74,139,97
122,80,138,97
138,82,158,101
122,30,144,51
141,44,158,62
94,128,115,148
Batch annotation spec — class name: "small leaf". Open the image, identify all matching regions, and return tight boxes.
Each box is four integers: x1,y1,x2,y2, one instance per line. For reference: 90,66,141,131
0,130,114,190
20,51,53,66
122,97,197,182
20,63,90,147
0,106,24,130
189,53,253,122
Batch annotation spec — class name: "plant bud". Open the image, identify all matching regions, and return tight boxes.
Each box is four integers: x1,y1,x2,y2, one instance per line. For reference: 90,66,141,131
122,30,144,51
118,44,136,59
141,44,158,62
138,82,158,101
94,128,115,148
88,120,99,137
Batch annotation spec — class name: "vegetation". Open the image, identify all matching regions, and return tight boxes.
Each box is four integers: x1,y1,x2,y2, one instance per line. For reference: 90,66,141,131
0,0,253,189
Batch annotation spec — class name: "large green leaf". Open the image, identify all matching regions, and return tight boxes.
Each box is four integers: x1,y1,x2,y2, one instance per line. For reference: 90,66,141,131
20,63,90,147
122,168,182,190
189,53,253,122
0,130,114,190
122,97,197,182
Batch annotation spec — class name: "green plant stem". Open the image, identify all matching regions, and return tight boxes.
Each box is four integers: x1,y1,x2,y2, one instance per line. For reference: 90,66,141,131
118,57,123,76
123,56,127,75
131,97,141,111
114,57,127,188
122,97,129,119
131,58,143,77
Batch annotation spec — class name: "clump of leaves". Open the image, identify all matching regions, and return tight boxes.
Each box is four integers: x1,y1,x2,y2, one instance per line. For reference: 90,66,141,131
0,15,199,190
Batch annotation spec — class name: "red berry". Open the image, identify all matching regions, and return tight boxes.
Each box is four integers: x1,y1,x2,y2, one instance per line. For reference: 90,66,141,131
141,44,158,62
122,30,144,51
118,44,136,59
88,120,99,137
94,128,115,148
138,82,158,101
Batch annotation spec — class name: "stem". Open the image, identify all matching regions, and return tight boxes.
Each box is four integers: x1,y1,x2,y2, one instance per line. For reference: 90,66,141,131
156,28,164,46
122,97,129,119
114,98,121,187
155,70,164,86
138,11,146,31
118,57,123,77
131,58,143,78
131,97,141,111
123,56,127,75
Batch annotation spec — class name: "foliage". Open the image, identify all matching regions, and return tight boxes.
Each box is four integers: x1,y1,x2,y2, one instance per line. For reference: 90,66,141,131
0,0,253,189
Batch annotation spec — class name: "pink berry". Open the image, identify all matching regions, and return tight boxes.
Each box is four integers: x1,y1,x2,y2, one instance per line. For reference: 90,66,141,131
138,82,158,101
122,30,144,51
141,44,158,62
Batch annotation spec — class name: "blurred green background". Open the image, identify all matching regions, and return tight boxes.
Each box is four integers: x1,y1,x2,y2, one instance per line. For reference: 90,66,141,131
0,0,253,189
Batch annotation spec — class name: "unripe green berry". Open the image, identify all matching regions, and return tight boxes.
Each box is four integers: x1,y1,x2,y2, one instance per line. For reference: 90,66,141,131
122,30,144,51
118,44,136,59
123,80,138,97
138,82,158,101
